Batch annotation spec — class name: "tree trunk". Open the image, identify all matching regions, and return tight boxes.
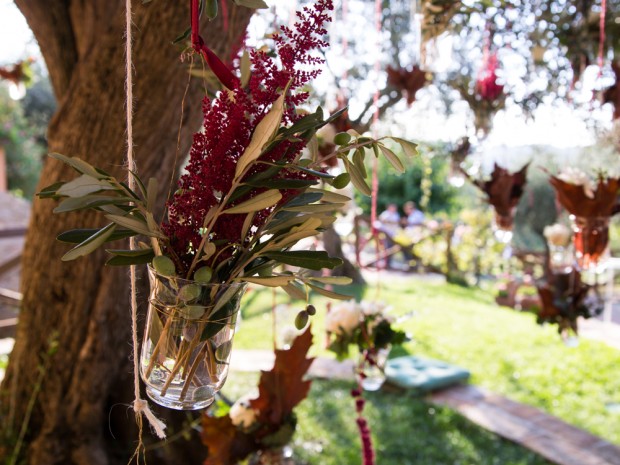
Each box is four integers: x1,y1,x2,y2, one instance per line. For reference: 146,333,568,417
0,2,252,465
322,226,365,285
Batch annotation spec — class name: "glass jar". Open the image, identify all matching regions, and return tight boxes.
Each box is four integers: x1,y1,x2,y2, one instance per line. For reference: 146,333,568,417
571,216,610,271
359,346,390,391
140,267,247,410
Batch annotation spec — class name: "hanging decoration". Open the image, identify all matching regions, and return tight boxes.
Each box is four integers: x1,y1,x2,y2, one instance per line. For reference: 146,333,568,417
468,163,529,236
535,268,603,342
39,0,413,416
386,65,429,105
549,169,620,270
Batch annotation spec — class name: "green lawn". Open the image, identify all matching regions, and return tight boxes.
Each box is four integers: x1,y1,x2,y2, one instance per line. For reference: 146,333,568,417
222,372,551,465
233,276,620,448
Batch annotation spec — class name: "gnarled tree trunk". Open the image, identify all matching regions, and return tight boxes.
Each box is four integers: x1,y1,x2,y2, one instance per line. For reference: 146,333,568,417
0,2,252,464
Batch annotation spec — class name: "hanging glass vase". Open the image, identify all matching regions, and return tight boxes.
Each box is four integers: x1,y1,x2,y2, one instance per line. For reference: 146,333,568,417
571,216,610,271
548,244,574,274
359,346,391,392
140,267,247,410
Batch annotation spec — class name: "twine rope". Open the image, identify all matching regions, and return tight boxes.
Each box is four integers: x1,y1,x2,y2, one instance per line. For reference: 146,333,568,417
125,0,167,440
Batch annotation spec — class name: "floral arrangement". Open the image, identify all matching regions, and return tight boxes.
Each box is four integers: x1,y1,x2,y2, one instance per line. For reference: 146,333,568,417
325,299,408,465
39,0,413,294
326,300,408,361
549,167,620,269
37,0,415,410
543,223,571,248
535,269,603,339
202,329,314,465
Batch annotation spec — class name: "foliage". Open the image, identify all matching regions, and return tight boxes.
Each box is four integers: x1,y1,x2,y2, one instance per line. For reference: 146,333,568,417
222,373,551,465
234,279,620,447
0,86,45,199
356,145,459,217
39,0,415,301
325,300,408,360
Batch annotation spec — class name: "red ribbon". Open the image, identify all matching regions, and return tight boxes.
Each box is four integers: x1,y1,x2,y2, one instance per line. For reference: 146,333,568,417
191,0,239,90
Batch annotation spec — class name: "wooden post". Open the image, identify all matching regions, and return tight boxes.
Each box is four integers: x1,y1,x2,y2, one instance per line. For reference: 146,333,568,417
0,145,7,192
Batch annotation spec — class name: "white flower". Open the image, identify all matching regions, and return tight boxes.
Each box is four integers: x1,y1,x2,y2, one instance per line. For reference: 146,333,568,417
543,223,571,247
229,393,259,428
325,300,361,335
557,167,596,199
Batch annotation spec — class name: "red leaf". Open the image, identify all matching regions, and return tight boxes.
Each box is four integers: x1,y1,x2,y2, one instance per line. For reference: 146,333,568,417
250,327,314,427
202,415,257,465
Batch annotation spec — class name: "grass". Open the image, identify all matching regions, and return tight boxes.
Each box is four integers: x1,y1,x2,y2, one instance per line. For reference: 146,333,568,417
222,372,551,465
233,276,620,447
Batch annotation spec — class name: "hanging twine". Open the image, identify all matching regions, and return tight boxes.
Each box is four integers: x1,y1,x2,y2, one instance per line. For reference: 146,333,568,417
598,0,607,73
125,0,167,441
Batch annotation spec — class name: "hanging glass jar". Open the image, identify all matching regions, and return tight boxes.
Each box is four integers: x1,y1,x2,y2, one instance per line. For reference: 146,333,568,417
359,346,391,392
140,267,247,410
571,216,610,271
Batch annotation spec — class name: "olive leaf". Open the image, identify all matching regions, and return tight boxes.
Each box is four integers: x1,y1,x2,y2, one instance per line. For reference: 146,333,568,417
49,152,109,180
233,0,268,9
56,175,116,197
61,223,117,262
235,89,287,178
223,190,282,214
378,144,406,173
390,137,419,158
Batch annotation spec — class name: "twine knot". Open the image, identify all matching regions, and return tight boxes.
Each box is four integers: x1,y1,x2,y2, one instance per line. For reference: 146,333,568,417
133,398,167,439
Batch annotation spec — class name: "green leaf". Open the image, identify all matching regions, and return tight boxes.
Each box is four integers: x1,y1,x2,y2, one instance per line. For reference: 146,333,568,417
294,166,336,180
233,0,268,8
53,195,134,213
223,190,282,214
378,144,406,174
37,181,66,199
235,89,287,178
307,283,352,300
105,248,155,266
205,0,218,19
61,224,117,261
308,276,353,285
353,149,367,178
172,26,192,44
105,214,165,238
245,178,318,189
344,159,372,196
281,282,306,300
281,192,323,208
57,228,136,244
306,188,351,203
391,137,419,158
283,203,345,213
49,152,108,179
238,276,295,287
264,251,343,270
56,175,115,197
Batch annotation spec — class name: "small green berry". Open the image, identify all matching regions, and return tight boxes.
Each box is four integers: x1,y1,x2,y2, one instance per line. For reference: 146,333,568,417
306,304,316,316
295,311,309,330
152,255,176,276
194,266,213,283
333,132,352,146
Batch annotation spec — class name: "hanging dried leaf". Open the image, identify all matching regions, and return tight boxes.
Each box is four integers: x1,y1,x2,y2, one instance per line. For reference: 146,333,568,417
250,328,314,426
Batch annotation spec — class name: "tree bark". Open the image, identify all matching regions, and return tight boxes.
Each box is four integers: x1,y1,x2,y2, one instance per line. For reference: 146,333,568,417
0,2,252,465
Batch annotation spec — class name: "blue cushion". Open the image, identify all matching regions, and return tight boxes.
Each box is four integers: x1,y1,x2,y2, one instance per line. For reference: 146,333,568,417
385,356,470,391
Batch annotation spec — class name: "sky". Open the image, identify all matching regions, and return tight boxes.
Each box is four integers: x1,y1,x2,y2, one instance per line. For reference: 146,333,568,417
0,0,612,151
0,0,37,63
